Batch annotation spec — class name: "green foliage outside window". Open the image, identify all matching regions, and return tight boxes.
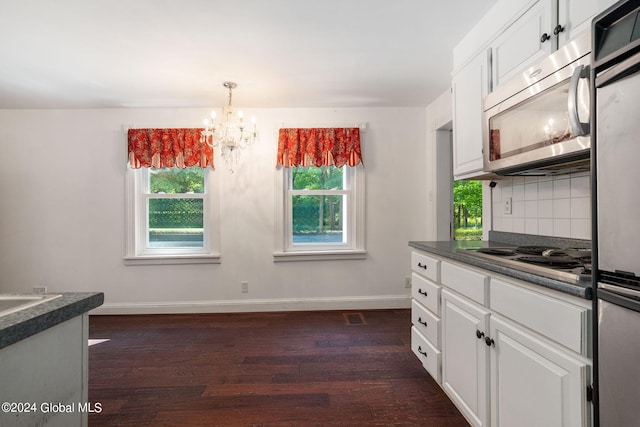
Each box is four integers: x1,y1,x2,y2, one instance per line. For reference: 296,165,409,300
292,166,343,190
150,167,204,194
148,167,205,237
291,166,344,241
454,180,482,240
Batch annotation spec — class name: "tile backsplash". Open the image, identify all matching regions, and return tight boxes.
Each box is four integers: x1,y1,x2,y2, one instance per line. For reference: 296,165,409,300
491,172,591,240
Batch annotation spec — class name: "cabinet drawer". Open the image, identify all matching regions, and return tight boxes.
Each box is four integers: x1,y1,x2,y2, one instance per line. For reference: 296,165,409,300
490,278,590,355
411,251,439,282
411,273,440,315
411,300,440,347
411,326,441,383
441,261,489,305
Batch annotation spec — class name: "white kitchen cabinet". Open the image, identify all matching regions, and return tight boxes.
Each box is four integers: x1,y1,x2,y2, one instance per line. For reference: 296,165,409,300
451,0,616,179
557,0,617,47
491,0,555,88
441,289,491,427
409,247,593,426
489,315,591,427
452,50,490,179
490,0,617,88
410,251,443,383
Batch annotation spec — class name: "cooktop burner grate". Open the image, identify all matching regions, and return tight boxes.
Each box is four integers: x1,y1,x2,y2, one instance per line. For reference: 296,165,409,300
477,248,517,256
517,255,584,269
516,246,560,255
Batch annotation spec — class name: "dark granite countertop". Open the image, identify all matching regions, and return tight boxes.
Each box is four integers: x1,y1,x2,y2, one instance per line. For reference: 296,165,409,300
409,238,592,300
0,292,104,350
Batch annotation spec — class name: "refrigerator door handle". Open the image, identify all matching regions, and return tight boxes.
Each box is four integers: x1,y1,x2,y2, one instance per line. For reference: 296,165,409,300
598,287,640,313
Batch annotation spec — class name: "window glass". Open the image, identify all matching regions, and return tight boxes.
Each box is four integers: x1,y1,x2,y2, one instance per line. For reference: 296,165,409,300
148,198,204,248
292,194,345,244
292,166,343,190
149,167,204,194
453,180,482,240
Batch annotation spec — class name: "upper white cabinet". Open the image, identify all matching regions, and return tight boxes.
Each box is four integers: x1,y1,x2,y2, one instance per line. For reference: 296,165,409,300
491,0,555,88
558,0,617,46
452,50,490,179
451,0,616,179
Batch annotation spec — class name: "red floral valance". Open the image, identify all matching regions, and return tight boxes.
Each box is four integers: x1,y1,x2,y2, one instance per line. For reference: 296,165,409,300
276,127,362,168
128,128,214,169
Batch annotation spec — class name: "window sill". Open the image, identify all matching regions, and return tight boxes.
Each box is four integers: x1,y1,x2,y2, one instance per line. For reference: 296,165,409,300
124,254,221,266
273,250,367,262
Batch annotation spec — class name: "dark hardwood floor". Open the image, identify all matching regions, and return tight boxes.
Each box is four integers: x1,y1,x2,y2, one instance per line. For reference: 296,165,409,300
88,309,469,426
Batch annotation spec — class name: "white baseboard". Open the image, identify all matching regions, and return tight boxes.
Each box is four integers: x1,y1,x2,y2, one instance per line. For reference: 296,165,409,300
90,295,411,315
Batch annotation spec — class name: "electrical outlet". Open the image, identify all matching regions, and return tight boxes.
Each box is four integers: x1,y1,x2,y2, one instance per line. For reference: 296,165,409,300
504,197,513,215
405,276,412,288
241,281,249,293
33,286,47,294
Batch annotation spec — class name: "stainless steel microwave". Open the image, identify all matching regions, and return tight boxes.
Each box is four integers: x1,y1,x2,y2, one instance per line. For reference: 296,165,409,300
483,32,591,176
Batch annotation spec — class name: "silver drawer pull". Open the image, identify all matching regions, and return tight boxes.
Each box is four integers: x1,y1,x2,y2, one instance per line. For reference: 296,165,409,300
417,262,428,270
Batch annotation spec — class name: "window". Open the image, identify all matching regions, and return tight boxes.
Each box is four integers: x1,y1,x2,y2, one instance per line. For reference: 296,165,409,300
275,165,365,261
453,179,482,240
125,166,220,264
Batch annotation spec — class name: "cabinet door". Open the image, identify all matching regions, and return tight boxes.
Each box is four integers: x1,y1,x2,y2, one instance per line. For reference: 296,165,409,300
489,315,590,427
557,0,617,46
491,0,555,88
452,50,489,180
441,289,491,427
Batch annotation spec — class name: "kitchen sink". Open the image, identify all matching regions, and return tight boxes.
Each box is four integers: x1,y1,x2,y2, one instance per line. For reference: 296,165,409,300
0,294,62,316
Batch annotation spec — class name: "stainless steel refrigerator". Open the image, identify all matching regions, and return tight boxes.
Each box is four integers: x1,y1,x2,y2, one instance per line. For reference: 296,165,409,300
593,2,640,426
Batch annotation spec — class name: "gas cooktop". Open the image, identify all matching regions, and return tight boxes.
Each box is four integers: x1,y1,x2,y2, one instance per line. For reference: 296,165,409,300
457,245,592,285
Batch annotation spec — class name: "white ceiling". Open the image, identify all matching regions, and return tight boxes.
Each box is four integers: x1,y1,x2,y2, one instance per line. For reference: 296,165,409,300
0,0,497,109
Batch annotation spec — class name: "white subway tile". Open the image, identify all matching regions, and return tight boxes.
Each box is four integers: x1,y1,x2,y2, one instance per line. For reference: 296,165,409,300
502,185,513,199
538,180,553,200
513,200,525,218
525,218,538,234
538,199,553,218
553,178,571,199
525,182,538,201
571,197,591,219
493,185,502,202
553,199,571,219
571,219,592,240
513,217,525,233
571,175,591,198
554,219,571,238
525,200,538,218
513,184,525,201
539,219,554,236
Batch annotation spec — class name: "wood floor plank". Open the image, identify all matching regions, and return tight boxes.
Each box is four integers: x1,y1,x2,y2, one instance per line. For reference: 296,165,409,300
88,309,469,426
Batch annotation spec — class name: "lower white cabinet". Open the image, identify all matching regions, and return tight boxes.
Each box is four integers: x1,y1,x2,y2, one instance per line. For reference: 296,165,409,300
490,315,591,427
442,289,491,427
411,326,441,383
410,249,593,427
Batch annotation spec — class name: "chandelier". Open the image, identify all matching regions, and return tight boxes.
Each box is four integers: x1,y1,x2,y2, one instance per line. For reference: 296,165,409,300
201,81,257,172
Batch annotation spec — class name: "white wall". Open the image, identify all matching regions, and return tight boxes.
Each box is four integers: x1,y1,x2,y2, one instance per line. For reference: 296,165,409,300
425,89,453,241
0,107,427,313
